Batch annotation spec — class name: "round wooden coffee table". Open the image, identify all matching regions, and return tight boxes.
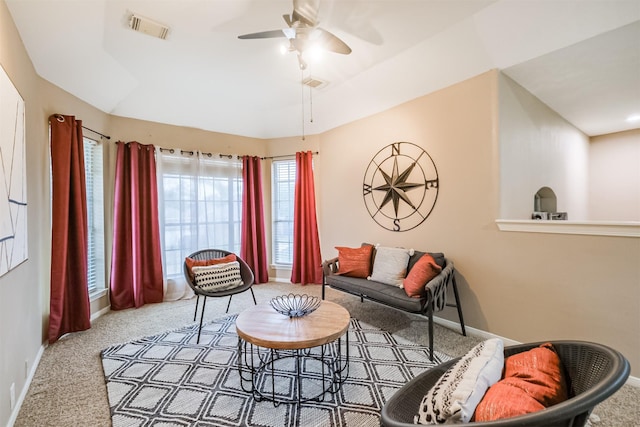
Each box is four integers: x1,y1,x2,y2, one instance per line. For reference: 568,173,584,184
236,300,350,405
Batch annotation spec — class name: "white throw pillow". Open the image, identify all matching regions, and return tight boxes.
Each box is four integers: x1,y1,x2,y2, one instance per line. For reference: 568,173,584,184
192,261,243,291
368,246,414,287
415,338,504,424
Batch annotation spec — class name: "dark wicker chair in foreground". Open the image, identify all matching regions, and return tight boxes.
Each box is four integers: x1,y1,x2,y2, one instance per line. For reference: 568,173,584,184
381,340,630,427
184,249,256,343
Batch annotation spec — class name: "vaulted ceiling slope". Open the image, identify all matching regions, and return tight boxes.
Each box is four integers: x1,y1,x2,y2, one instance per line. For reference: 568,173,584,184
6,0,640,139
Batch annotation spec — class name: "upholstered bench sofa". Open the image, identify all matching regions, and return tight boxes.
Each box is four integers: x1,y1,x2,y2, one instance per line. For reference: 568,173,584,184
321,244,466,360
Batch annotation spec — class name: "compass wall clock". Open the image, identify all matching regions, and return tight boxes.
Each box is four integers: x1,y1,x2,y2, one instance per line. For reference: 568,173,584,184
362,142,438,232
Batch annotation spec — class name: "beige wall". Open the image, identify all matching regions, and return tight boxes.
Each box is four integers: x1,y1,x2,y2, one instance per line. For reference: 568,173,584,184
589,129,640,221
271,71,640,379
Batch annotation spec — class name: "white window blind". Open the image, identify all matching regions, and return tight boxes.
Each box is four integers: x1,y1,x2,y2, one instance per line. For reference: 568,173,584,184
83,138,105,295
272,159,296,265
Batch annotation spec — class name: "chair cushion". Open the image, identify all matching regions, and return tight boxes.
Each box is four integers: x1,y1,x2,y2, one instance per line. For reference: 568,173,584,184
185,253,237,281
473,343,568,422
325,274,424,312
191,261,243,291
369,246,414,287
415,338,504,424
335,245,373,278
403,254,442,298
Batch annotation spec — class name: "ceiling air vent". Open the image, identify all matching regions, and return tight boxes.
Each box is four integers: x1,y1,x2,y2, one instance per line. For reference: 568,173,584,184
128,14,169,40
302,76,328,89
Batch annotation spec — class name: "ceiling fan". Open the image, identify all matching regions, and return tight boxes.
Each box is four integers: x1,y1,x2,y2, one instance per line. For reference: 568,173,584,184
238,0,352,70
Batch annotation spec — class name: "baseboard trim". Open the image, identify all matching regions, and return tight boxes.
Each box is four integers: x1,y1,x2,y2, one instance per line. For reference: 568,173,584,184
626,376,640,388
7,343,46,427
91,305,110,322
268,276,291,284
432,316,520,347
433,315,640,388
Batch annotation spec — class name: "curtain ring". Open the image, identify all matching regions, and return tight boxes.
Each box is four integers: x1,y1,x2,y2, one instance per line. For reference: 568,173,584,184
55,114,65,122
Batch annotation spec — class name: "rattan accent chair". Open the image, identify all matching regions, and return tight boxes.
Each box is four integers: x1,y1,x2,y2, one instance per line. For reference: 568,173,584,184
183,249,256,343
381,340,630,427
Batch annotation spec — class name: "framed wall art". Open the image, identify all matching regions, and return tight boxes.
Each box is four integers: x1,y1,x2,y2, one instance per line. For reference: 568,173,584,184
0,65,28,276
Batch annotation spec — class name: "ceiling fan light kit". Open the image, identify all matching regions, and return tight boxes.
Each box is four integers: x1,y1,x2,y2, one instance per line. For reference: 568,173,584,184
238,0,351,71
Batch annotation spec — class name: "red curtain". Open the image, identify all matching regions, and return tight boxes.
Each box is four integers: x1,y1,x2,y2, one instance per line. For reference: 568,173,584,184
240,156,269,283
48,114,91,344
291,151,323,285
109,142,164,310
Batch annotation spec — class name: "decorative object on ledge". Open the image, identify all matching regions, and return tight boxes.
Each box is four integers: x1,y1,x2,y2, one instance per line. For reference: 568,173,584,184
532,212,568,220
270,294,321,318
549,212,568,220
363,141,439,232
532,211,549,220
532,187,567,220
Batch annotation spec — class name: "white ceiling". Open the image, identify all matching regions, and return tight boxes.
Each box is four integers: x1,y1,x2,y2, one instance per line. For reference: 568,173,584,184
6,0,640,139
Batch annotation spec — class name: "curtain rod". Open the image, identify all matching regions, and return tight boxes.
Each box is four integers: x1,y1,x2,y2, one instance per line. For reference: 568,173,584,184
158,148,319,160
158,147,240,159
49,114,111,139
82,126,110,140
261,151,319,160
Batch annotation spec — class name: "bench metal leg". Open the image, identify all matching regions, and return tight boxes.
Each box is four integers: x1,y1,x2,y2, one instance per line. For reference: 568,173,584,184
451,275,466,336
427,303,434,361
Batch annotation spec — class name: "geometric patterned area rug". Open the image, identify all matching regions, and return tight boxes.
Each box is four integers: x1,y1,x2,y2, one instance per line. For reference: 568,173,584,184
101,314,451,427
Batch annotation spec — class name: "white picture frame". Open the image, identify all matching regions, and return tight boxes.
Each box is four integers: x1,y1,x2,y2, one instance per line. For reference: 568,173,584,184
0,65,28,276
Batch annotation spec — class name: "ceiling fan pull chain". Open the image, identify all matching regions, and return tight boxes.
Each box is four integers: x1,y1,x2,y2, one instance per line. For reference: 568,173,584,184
301,69,305,141
309,85,313,124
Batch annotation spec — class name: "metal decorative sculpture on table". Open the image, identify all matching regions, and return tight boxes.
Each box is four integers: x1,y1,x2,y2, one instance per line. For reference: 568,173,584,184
270,294,321,318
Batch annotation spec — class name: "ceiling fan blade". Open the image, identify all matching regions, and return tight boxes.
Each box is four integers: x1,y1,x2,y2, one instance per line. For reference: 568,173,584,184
315,28,351,55
238,29,285,40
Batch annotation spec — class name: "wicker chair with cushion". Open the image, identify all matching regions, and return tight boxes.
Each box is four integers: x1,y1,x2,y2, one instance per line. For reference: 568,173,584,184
381,340,630,427
184,249,256,343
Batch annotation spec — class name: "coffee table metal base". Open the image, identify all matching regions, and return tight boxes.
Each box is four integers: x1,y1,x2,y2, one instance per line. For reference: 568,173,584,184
237,334,349,406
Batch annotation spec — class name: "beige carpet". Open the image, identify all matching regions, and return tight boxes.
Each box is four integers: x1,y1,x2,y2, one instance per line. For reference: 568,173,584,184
14,282,640,426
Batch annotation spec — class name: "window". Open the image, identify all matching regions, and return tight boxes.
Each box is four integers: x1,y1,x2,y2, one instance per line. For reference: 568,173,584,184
158,153,243,279
83,137,105,295
272,159,296,265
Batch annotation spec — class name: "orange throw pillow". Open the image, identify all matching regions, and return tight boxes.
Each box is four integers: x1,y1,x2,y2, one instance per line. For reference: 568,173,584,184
335,245,373,278
402,254,442,298
473,381,545,421
185,254,237,281
474,343,568,422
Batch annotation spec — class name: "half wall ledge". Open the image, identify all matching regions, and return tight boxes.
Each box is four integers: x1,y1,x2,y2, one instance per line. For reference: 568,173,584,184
495,220,640,238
